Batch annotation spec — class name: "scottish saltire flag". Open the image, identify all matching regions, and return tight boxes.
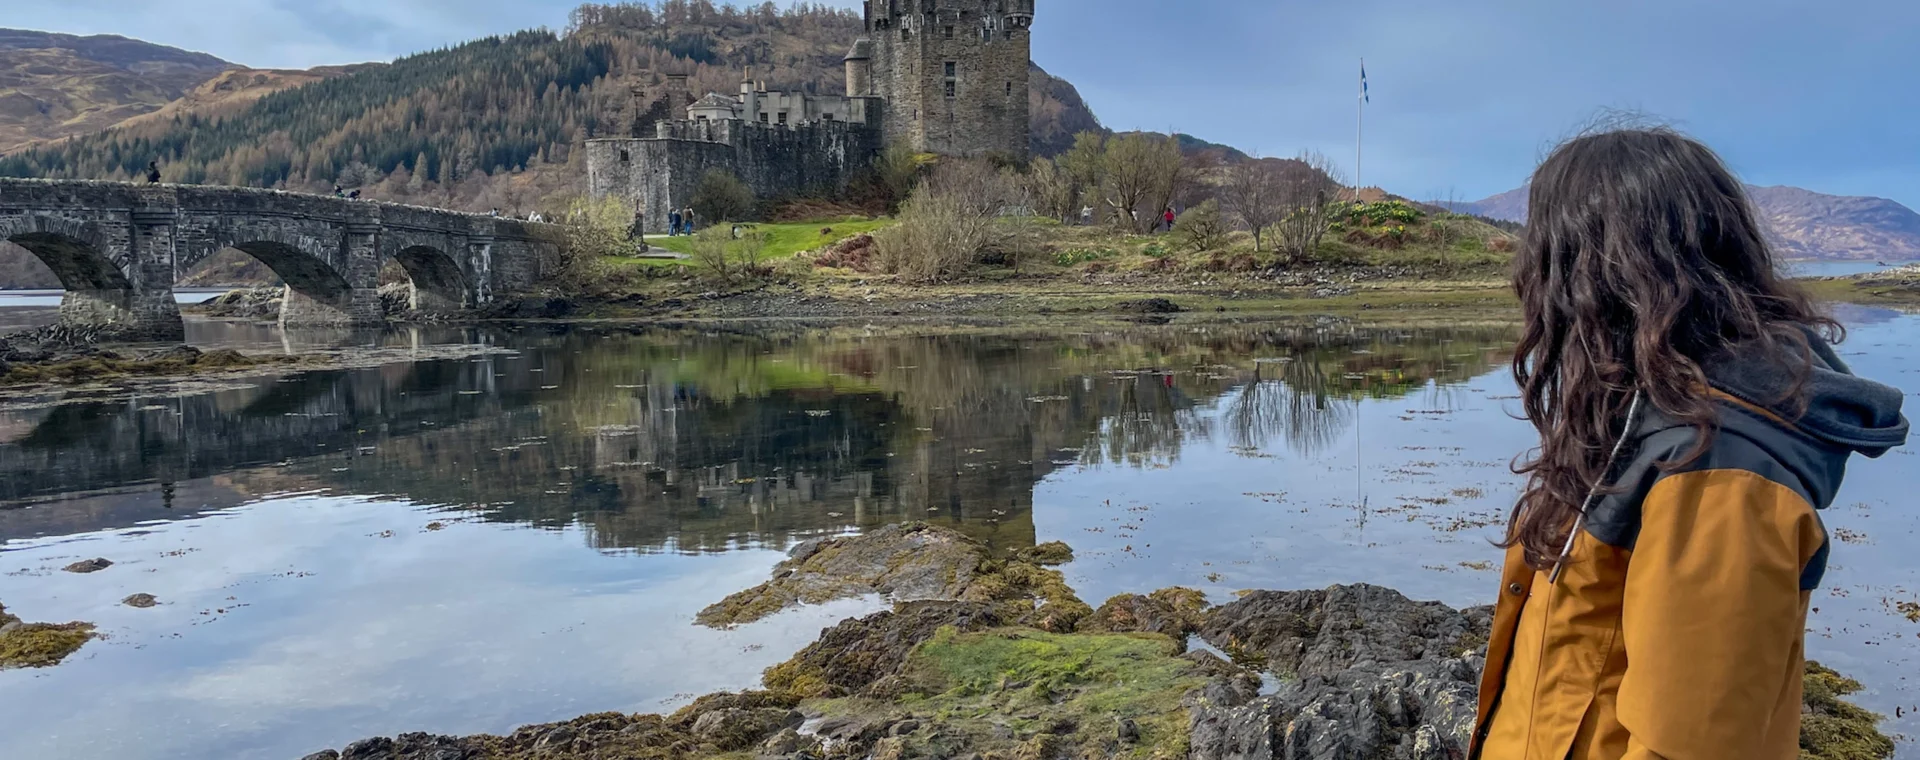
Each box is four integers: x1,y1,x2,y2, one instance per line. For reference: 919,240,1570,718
1361,62,1370,103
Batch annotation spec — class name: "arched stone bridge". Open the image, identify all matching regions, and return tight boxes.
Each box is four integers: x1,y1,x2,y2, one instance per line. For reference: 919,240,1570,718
0,179,554,340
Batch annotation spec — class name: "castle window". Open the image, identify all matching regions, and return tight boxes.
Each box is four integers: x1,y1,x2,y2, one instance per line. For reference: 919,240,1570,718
778,111,790,125
943,25,954,39
759,112,770,124
945,80,956,98
1005,82,1012,95
945,61,957,77
822,113,835,121
619,149,630,163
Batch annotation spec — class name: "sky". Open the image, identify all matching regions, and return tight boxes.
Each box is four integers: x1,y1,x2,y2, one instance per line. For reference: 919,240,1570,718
12,0,1920,208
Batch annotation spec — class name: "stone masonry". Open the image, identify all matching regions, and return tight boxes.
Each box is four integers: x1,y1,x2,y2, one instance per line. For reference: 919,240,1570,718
0,179,549,340
587,0,1034,233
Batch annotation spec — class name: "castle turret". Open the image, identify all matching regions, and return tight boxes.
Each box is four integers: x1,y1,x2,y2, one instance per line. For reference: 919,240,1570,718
866,0,1033,159
845,38,874,97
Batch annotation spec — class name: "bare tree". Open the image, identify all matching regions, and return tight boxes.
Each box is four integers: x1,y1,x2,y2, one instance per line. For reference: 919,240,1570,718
1099,133,1184,234
1024,157,1077,222
1221,157,1286,251
1273,150,1347,266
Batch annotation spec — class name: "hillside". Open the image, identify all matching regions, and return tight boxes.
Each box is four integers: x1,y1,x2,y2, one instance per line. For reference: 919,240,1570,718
0,4,1102,215
0,29,233,154
1460,184,1920,261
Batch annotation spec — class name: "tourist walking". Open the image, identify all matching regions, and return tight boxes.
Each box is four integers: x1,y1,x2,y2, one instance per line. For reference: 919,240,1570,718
1162,207,1175,233
1471,127,1909,760
668,208,683,236
683,207,697,235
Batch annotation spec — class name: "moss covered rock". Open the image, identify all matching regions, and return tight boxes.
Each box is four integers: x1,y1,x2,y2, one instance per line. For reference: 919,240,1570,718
1082,587,1210,641
0,621,96,669
1801,661,1895,760
697,522,985,627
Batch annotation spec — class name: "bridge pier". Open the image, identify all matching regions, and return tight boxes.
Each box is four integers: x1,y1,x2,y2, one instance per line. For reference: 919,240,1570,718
123,209,187,341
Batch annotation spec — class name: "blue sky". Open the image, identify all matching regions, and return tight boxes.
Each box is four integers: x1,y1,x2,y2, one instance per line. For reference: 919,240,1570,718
14,0,1920,208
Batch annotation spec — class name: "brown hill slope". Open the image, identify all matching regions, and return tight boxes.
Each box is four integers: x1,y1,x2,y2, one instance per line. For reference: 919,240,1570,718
0,29,233,154
1461,184,1920,261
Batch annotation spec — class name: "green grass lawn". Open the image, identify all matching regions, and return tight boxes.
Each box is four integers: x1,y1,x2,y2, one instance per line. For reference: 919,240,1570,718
646,218,892,258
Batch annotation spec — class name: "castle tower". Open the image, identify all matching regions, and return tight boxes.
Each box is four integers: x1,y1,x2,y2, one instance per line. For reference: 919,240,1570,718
844,38,875,97
864,0,1033,159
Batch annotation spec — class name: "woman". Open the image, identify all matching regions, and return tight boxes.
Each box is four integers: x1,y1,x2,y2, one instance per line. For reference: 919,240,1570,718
1472,128,1907,759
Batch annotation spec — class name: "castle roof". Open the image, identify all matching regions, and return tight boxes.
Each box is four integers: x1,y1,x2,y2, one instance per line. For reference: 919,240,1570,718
691,93,739,109
844,38,873,61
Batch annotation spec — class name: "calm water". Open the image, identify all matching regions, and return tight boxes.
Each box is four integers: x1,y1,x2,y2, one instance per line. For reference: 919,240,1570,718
0,314,1916,759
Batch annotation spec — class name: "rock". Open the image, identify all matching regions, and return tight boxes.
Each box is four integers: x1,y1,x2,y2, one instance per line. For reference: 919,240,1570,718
763,601,1007,698
1014,541,1074,565
1188,656,1481,760
690,708,804,750
1114,298,1186,314
698,523,987,627
1080,587,1210,641
0,621,95,670
298,752,340,760
1198,584,1487,679
62,558,112,573
193,287,284,320
122,593,159,608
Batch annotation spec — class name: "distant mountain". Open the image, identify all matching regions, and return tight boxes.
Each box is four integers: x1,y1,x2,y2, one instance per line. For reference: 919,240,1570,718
0,29,234,154
1457,184,1920,261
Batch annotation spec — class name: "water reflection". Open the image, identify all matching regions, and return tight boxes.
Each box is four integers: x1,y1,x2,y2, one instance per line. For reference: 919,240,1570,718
0,322,1519,556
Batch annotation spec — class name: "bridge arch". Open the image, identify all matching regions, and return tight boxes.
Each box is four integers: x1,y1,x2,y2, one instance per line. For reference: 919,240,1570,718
0,213,183,340
389,244,471,311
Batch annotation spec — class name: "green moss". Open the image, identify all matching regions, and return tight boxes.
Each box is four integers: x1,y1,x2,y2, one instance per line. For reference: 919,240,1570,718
0,621,96,669
890,626,1205,759
1800,661,1895,760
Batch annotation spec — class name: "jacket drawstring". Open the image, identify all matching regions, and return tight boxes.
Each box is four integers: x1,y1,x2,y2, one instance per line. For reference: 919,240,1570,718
1550,390,1645,584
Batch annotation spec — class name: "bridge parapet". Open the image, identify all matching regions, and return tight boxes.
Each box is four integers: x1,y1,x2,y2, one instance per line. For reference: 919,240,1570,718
0,179,552,339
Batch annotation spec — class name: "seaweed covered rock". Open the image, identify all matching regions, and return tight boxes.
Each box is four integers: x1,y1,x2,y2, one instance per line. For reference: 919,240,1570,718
1801,661,1896,760
1081,587,1210,641
1015,541,1075,566
698,524,1092,631
1198,584,1487,678
698,523,985,627
763,601,1007,698
0,601,96,670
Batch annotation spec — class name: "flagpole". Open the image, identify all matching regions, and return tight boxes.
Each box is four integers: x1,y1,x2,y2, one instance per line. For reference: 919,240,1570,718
1356,57,1364,199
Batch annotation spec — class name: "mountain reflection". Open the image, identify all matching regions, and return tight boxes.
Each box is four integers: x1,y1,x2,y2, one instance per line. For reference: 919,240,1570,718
0,321,1518,552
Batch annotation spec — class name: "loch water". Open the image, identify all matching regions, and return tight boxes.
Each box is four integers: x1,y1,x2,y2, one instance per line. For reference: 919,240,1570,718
0,312,1915,759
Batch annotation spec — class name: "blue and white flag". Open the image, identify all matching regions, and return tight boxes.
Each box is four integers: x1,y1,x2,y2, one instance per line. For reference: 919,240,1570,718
1361,62,1370,103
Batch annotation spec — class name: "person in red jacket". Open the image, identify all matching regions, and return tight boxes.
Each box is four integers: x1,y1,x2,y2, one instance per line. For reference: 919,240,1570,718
1162,207,1176,233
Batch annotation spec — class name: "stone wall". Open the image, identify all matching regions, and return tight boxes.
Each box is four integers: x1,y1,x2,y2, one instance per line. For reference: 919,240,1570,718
0,179,548,335
587,118,883,234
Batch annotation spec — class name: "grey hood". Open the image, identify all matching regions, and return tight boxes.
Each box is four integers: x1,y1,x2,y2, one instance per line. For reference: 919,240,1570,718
1704,329,1909,458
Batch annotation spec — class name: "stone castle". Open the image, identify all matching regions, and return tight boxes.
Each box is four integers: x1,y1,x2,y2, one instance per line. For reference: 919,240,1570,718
587,0,1036,233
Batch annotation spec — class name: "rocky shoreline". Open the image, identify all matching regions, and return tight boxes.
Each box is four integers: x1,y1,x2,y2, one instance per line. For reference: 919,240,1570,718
302,525,1895,760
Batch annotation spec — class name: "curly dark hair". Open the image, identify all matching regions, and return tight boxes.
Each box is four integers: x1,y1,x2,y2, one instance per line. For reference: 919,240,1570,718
1505,126,1838,569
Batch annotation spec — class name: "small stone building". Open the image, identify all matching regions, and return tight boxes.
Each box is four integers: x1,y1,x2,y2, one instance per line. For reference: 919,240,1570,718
587,0,1036,233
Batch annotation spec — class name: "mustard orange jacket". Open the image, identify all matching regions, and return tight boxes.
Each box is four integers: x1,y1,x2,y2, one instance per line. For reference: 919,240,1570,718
1471,335,1907,760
